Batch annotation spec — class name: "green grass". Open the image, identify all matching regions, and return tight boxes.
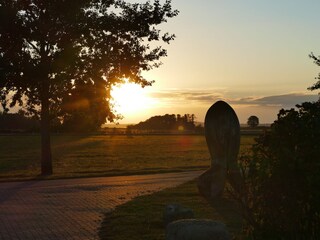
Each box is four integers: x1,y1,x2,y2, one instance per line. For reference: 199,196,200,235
0,135,255,180
99,180,243,240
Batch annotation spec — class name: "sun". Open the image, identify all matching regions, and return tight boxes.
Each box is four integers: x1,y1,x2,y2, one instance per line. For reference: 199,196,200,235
111,82,155,116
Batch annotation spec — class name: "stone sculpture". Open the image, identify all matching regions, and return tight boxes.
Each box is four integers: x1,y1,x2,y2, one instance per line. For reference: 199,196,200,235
164,101,239,239
198,101,241,200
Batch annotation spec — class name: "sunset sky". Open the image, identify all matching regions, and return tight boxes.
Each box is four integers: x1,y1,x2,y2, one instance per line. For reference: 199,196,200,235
113,0,320,124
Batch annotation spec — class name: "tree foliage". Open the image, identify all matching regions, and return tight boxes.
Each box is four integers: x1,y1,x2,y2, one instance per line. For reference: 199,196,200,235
233,101,320,239
0,0,178,123
308,52,320,91
247,115,259,128
58,81,110,132
0,0,178,174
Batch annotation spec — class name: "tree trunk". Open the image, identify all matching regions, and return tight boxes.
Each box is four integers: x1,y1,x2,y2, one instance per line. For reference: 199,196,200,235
40,79,53,175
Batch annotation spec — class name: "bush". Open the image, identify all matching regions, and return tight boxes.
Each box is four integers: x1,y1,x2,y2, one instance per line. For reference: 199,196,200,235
232,101,320,239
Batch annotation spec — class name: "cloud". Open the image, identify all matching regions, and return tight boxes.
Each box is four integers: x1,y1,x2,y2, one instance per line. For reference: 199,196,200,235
230,93,319,108
148,90,224,104
148,89,319,109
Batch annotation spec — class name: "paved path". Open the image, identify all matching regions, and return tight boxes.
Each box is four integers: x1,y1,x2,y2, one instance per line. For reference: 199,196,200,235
0,171,202,240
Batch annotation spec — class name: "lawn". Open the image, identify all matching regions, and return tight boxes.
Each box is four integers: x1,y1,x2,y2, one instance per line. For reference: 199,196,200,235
0,134,255,180
99,180,243,240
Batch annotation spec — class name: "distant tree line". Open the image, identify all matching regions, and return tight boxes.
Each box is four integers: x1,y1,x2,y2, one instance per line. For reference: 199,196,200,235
0,109,104,133
129,114,203,132
0,108,105,133
0,110,39,132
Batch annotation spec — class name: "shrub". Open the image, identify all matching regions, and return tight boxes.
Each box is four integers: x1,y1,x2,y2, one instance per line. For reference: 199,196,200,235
232,101,320,239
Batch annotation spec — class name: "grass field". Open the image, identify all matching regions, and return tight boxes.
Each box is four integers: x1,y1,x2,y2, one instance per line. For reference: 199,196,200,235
0,134,255,180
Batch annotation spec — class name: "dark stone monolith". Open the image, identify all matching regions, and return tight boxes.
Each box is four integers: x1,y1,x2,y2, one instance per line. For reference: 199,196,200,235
198,101,241,200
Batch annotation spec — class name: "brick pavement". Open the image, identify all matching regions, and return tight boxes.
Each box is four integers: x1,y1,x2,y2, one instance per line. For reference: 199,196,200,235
0,171,201,240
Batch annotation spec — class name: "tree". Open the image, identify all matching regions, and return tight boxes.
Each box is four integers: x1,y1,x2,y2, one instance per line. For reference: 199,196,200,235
247,115,259,128
308,52,320,91
0,0,178,175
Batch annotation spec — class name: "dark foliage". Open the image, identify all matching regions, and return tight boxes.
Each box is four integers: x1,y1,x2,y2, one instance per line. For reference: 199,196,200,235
232,101,320,239
308,52,320,91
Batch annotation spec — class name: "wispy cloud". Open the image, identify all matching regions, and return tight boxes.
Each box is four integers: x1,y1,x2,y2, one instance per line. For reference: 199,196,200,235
148,89,319,108
148,89,224,104
231,93,319,107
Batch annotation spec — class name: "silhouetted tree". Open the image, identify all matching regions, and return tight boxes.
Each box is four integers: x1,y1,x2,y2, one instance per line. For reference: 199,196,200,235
0,0,178,175
190,113,195,124
247,115,259,128
309,52,320,91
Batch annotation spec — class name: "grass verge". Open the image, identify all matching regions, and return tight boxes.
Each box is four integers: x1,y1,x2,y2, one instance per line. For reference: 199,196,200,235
99,180,243,240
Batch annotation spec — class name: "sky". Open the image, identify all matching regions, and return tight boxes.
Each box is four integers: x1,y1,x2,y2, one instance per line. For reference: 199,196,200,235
113,0,320,124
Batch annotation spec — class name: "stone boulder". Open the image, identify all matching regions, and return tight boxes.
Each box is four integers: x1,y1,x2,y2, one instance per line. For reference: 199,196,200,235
166,219,231,240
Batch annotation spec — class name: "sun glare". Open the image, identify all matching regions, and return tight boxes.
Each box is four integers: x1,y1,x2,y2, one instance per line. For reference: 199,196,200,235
111,82,155,117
